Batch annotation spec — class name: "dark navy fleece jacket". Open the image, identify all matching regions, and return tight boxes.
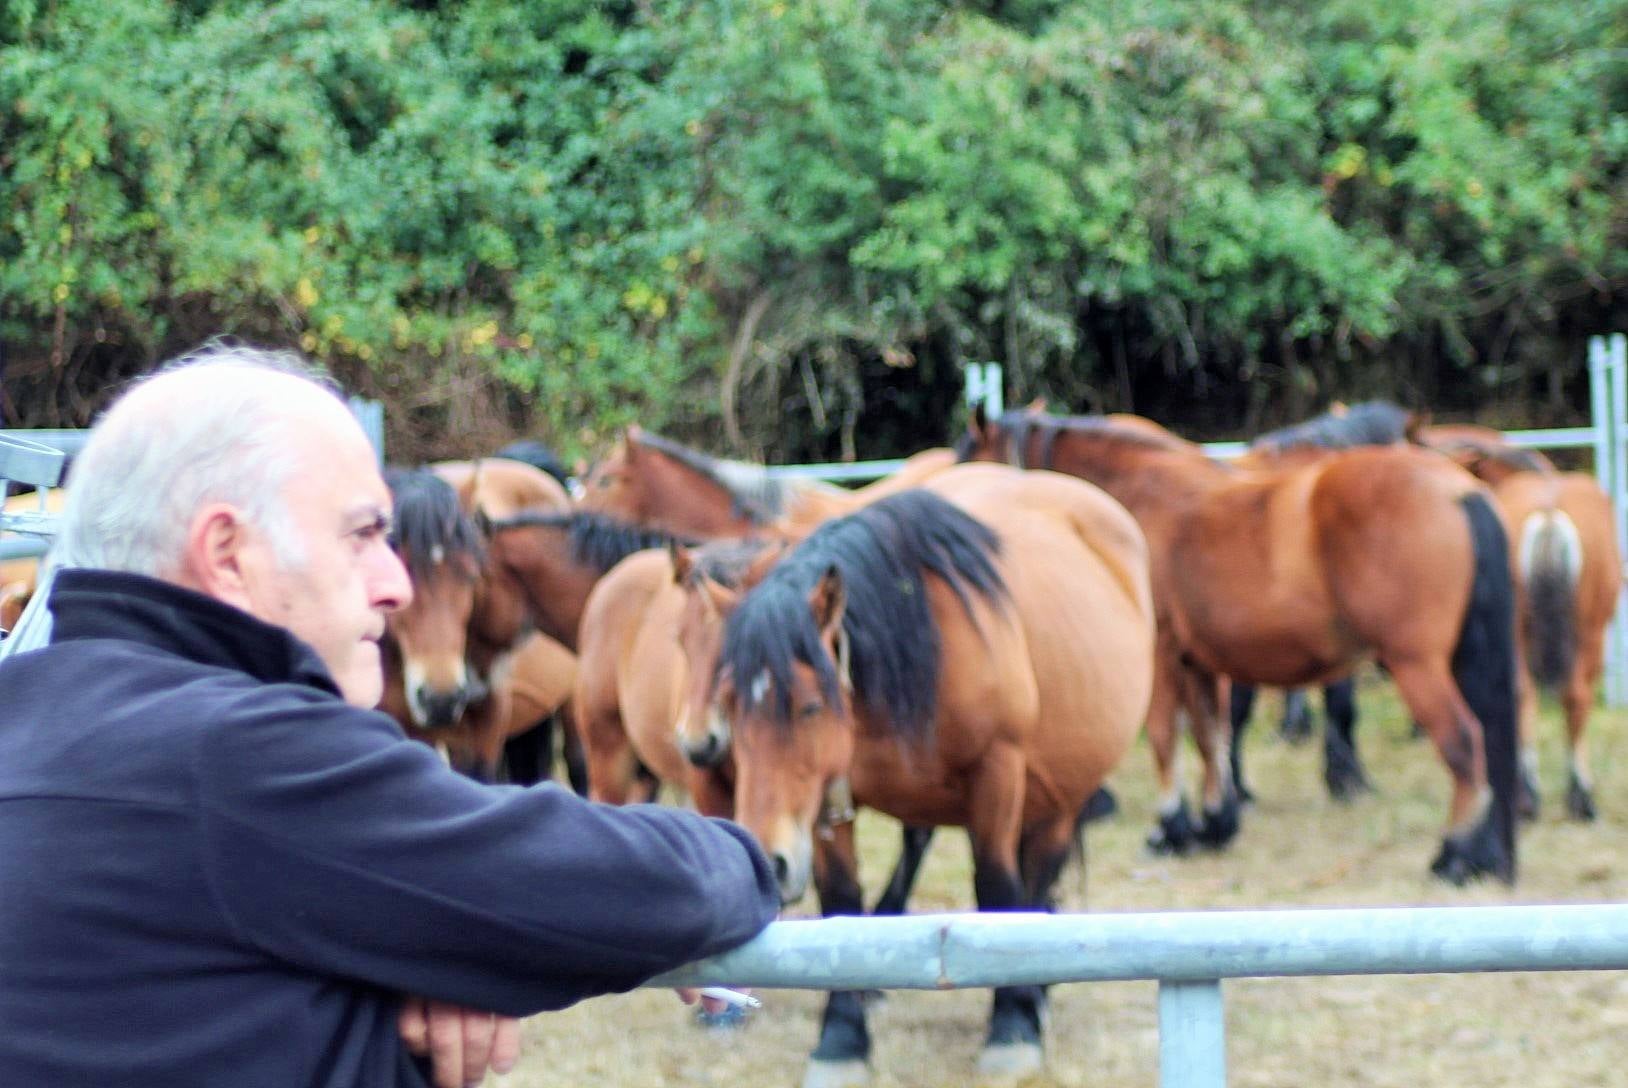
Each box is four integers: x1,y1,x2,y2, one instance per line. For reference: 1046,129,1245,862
0,569,779,1087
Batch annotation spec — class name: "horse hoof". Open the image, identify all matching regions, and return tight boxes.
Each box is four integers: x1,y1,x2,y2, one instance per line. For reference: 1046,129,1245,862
1325,769,1373,803
1082,786,1119,823
1430,825,1513,886
1145,827,1189,856
1567,780,1597,822
1195,802,1240,849
802,1059,871,1088
977,1041,1045,1082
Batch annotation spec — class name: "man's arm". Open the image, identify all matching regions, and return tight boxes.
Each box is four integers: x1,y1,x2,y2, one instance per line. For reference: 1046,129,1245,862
196,692,779,1017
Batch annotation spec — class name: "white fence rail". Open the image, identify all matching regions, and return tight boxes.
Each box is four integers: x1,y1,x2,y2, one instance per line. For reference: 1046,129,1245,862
653,906,1628,1087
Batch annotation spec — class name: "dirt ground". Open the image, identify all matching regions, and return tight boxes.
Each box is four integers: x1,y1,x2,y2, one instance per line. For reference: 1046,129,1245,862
497,673,1628,1087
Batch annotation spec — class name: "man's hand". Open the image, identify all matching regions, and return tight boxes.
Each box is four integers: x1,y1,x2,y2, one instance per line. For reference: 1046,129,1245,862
675,986,753,1017
398,996,522,1088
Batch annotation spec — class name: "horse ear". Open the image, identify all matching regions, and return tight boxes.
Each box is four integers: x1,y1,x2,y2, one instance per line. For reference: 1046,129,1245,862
968,401,989,440
1404,410,1430,444
670,542,696,585
624,425,645,458
808,564,847,641
1329,401,1349,417
1025,397,1047,415
743,539,789,587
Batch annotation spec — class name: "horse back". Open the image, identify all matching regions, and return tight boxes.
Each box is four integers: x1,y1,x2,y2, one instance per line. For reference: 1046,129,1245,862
433,458,570,518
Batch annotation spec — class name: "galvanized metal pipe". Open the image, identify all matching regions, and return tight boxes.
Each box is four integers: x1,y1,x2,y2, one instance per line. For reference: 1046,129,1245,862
653,905,1628,990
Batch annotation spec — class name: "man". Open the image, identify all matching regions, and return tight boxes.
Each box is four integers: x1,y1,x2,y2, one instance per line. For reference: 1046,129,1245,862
0,344,778,1087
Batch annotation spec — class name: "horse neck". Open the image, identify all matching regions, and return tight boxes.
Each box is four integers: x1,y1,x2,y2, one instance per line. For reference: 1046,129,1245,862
486,524,598,652
642,452,766,537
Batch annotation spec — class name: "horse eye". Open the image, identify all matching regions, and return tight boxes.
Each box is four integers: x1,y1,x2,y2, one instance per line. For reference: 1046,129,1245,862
798,701,825,718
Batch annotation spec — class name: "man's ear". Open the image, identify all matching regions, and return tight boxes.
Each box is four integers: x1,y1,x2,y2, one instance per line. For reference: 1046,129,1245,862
177,502,260,612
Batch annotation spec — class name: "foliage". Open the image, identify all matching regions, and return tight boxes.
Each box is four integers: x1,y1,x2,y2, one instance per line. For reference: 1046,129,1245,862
1,0,1624,458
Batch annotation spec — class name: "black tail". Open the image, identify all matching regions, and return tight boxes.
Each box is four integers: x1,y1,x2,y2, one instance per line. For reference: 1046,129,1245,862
1453,492,1520,882
1520,510,1580,693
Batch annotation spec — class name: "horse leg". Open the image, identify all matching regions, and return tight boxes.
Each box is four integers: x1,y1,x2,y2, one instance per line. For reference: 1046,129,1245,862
501,715,549,787
871,826,933,916
687,767,734,820
803,821,872,1088
967,743,1046,1080
1563,634,1604,821
1184,666,1240,849
581,707,641,805
1321,677,1370,800
1227,680,1258,804
558,702,589,796
1516,664,1543,820
1387,659,1507,884
1280,687,1315,744
469,688,513,783
1145,654,1196,854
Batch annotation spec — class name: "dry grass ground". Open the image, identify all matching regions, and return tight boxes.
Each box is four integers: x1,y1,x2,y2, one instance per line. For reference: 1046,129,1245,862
499,672,1628,1087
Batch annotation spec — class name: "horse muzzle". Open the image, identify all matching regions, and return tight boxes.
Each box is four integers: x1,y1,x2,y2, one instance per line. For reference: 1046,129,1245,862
410,685,472,730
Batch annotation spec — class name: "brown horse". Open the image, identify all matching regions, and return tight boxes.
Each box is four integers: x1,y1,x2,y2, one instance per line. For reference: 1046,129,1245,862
1228,401,1421,800
1420,424,1622,819
672,466,1154,1084
576,425,955,538
959,407,1521,884
569,539,776,819
380,461,579,783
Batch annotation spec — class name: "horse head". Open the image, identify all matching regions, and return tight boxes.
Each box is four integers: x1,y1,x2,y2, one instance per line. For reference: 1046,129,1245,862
384,466,488,730
669,538,785,770
576,426,646,523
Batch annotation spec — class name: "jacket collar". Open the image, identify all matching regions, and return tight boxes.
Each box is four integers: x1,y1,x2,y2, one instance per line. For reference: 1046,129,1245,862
47,568,342,696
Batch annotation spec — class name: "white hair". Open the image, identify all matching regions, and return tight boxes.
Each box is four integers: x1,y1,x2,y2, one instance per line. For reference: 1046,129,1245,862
50,341,344,576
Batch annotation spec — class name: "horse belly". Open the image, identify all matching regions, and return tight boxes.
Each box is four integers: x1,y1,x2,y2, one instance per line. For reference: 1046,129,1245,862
996,525,1154,810
850,742,976,828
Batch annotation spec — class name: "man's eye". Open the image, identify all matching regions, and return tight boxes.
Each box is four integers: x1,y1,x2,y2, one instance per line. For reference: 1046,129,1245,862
351,515,392,542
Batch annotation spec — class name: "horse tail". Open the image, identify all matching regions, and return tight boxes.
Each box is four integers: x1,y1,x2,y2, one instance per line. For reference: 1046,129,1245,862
1517,507,1583,693
1453,491,1520,879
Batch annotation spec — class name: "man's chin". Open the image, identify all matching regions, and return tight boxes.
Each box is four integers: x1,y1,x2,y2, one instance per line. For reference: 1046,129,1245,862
341,645,386,709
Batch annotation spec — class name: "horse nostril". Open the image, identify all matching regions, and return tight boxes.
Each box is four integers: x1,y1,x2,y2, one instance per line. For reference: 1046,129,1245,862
770,853,792,889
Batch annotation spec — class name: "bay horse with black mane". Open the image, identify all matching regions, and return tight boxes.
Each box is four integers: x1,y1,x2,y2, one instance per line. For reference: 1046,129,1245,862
959,406,1521,884
576,425,957,538
1228,401,1421,802
671,465,1154,1085
1421,423,1622,819
380,462,579,784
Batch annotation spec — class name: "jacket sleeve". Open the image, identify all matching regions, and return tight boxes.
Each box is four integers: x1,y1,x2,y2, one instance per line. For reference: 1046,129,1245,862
193,685,779,1016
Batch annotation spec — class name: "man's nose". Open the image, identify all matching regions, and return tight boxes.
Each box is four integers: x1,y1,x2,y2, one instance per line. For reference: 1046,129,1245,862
371,544,414,612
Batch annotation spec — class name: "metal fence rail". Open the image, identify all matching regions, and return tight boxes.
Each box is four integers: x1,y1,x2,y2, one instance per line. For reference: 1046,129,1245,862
653,906,1628,1087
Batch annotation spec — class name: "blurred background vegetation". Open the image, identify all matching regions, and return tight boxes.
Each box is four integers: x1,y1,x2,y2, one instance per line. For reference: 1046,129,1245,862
2,0,1625,463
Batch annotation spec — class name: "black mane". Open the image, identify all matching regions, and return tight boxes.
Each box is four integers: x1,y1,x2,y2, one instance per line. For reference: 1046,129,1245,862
956,409,1189,469
1432,433,1553,475
494,439,572,489
718,490,1007,739
385,466,485,581
1251,401,1413,452
486,509,696,573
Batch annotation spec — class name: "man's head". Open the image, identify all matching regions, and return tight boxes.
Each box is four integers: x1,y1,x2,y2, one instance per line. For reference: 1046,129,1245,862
53,342,411,707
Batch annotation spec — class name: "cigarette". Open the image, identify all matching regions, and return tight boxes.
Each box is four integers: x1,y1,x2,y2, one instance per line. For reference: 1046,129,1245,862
699,986,762,1009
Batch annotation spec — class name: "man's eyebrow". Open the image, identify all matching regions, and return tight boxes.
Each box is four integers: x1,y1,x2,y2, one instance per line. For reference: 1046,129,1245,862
343,504,394,532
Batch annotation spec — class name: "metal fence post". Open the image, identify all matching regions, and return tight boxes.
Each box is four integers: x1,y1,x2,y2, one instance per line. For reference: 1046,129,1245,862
1159,980,1226,1088
1594,334,1628,706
